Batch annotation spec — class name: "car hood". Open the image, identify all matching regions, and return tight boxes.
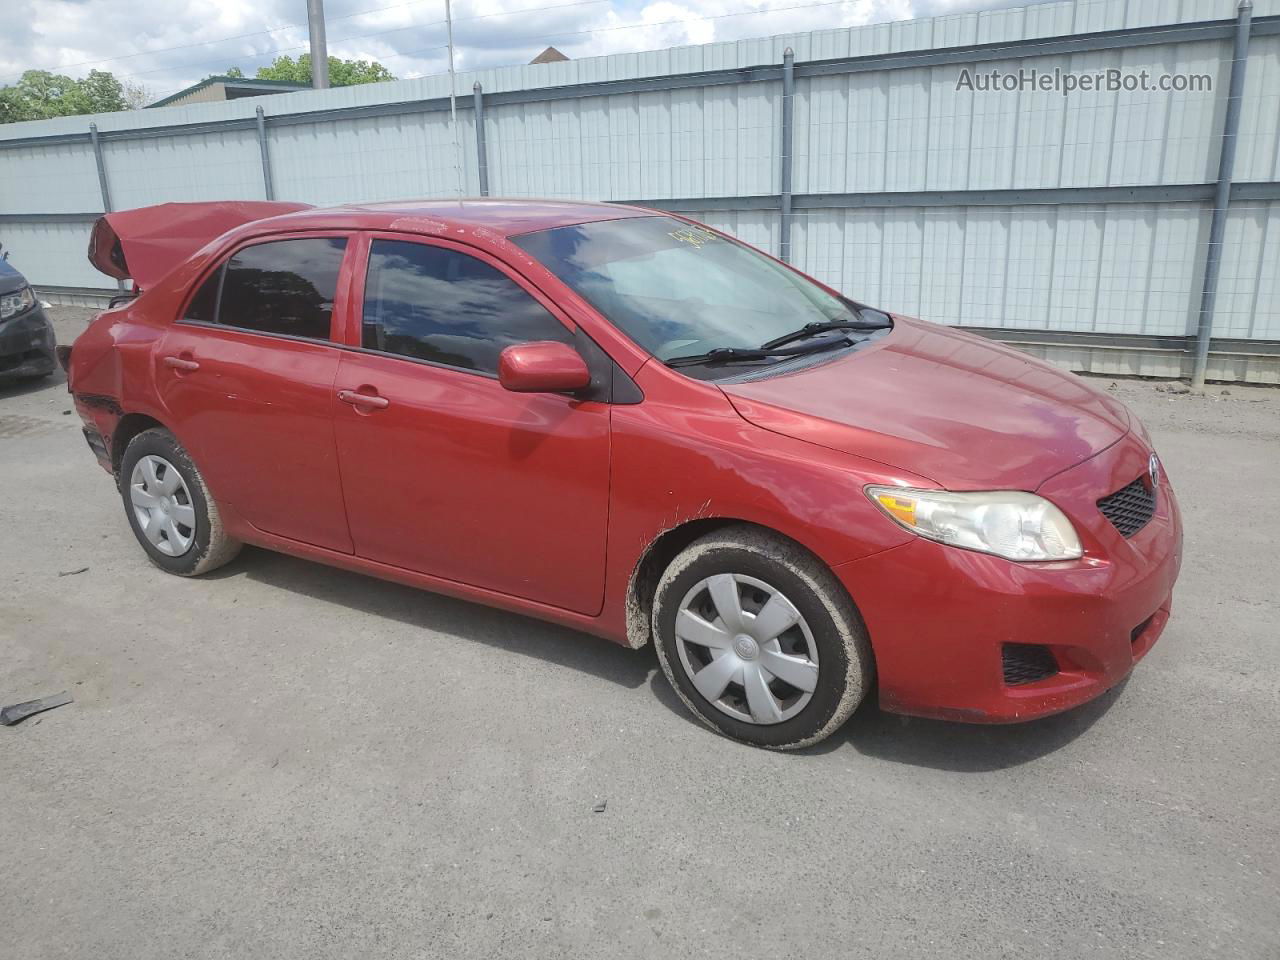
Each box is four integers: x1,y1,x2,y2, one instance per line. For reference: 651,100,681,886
0,258,27,296
721,317,1130,491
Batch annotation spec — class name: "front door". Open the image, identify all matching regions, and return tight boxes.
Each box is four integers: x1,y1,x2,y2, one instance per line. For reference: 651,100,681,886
156,234,354,553
331,235,610,615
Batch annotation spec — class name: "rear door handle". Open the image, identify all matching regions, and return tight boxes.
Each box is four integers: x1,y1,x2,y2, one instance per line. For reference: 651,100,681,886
164,356,200,372
337,389,389,410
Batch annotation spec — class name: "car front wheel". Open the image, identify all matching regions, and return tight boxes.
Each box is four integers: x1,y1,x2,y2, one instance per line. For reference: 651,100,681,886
652,525,872,750
119,428,241,576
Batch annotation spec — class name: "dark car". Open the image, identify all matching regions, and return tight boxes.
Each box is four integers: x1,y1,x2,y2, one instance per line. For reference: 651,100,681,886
0,248,56,381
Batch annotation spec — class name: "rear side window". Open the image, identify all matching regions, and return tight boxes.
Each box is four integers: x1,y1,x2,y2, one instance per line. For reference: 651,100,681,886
213,237,347,340
184,270,220,323
362,239,573,374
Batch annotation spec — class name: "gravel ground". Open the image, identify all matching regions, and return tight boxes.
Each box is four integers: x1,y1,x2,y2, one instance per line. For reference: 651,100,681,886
2,308,1278,959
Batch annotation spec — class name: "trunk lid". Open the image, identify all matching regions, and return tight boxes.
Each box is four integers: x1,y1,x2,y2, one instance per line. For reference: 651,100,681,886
88,201,311,289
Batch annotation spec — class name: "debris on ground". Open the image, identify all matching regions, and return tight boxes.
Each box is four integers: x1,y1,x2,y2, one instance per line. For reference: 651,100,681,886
1155,381,1192,394
592,800,607,813
57,567,89,577
0,692,73,726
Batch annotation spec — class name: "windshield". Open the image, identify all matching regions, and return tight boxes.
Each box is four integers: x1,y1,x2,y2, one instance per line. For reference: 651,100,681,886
512,216,873,363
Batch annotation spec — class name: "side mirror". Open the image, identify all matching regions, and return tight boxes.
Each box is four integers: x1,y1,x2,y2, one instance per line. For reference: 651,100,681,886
498,341,591,394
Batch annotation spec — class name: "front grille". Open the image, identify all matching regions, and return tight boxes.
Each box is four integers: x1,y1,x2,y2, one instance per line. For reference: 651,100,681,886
1098,476,1156,537
1002,644,1059,686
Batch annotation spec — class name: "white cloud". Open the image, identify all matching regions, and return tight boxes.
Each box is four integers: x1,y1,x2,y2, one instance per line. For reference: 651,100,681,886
1,0,1046,103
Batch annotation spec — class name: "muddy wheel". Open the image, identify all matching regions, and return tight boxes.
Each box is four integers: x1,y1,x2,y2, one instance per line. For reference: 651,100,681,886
119,428,241,576
652,525,872,750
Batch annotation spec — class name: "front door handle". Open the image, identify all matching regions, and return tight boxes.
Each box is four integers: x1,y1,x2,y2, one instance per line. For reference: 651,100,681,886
163,355,200,372
337,389,390,410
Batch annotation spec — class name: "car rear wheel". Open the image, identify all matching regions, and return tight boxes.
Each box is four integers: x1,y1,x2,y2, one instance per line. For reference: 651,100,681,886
652,525,872,750
119,428,241,576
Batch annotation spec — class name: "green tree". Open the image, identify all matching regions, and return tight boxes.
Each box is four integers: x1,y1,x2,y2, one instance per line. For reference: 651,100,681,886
0,68,127,123
254,54,394,86
78,69,128,112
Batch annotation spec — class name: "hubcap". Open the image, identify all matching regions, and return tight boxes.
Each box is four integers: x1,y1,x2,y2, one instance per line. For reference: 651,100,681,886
129,455,196,557
673,573,819,725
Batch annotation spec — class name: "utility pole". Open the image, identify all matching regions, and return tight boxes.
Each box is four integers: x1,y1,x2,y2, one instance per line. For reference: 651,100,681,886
307,0,330,89
445,0,463,195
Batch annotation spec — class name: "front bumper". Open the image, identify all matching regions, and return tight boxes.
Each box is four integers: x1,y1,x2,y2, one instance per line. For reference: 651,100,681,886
837,431,1183,723
0,305,56,379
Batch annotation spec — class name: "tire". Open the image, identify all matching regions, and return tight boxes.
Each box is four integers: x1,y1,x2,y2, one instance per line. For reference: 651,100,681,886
118,428,241,577
652,525,872,750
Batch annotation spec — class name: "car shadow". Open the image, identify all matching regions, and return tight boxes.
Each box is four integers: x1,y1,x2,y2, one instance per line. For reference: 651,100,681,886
645,670,1125,771
210,546,657,690
212,547,1123,770
816,680,1129,771
0,369,63,399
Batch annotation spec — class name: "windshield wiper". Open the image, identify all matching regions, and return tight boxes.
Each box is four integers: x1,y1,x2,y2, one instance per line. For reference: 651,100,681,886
665,338,851,368
758,318,891,351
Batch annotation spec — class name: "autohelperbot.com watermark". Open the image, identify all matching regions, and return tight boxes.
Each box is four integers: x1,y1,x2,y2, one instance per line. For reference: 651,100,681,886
957,66,1213,95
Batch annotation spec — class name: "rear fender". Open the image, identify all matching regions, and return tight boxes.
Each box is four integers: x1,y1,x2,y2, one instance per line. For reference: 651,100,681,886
68,305,170,474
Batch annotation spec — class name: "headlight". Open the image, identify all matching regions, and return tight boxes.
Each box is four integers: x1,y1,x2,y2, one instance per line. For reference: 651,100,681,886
866,486,1083,561
0,285,37,321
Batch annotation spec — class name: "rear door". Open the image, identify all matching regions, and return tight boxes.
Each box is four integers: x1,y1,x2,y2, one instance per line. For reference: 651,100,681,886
156,234,354,553
331,234,611,615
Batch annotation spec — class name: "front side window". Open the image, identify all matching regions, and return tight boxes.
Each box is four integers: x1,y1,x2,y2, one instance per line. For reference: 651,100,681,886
512,216,875,364
212,237,347,340
362,239,573,374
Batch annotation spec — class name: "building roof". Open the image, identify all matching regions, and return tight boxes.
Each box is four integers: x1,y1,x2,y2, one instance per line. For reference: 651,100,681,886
147,76,310,109
529,46,570,64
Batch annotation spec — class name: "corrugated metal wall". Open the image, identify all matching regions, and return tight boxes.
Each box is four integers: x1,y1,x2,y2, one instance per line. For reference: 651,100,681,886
1,0,1278,372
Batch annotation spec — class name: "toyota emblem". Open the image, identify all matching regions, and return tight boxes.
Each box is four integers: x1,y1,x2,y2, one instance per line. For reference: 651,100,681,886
1147,453,1160,489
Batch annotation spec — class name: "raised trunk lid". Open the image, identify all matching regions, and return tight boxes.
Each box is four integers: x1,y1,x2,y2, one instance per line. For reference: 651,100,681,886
88,201,311,289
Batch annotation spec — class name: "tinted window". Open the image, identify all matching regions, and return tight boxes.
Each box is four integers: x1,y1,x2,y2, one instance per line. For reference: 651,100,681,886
184,269,220,323
362,240,573,374
217,237,347,340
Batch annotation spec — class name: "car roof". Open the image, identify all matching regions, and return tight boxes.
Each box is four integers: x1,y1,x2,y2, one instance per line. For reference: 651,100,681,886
267,198,660,238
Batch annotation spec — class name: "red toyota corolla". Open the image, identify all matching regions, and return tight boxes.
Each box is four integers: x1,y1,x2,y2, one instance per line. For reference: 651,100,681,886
65,199,1182,749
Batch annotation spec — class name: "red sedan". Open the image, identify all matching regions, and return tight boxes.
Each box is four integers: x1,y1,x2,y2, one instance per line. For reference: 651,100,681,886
66,199,1182,749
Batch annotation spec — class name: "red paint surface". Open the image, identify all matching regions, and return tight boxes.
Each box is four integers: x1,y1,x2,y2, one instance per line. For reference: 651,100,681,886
69,199,1183,724
89,201,311,287
497,341,591,393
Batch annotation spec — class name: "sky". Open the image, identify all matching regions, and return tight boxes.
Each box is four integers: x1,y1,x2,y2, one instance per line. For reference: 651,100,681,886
0,0,1042,104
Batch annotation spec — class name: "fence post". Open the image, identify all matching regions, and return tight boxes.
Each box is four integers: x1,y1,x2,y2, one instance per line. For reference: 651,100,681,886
1192,0,1252,389
89,122,124,291
256,106,275,200
779,47,795,263
89,122,112,213
473,82,490,197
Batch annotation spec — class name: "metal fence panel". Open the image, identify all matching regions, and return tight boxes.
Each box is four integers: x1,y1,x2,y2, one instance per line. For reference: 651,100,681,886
103,130,265,209
0,142,101,214
272,111,474,206
0,0,1276,381
1,220,103,289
